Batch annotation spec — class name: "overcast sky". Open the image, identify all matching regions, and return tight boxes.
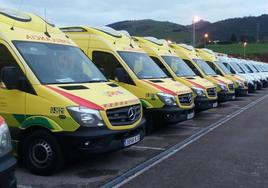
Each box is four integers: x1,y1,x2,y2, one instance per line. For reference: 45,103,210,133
1,0,268,27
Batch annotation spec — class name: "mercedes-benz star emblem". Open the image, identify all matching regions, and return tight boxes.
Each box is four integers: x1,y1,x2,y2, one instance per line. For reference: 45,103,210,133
128,107,136,121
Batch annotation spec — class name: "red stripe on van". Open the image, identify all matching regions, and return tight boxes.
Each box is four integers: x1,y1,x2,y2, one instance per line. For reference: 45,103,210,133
235,77,244,83
46,86,104,110
213,77,227,85
0,117,4,126
182,78,206,89
144,80,176,95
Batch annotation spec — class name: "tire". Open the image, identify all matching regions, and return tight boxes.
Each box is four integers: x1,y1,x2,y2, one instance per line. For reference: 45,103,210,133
22,129,64,176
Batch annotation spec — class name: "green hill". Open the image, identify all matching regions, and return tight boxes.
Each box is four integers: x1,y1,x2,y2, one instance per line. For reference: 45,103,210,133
108,19,192,43
107,15,268,44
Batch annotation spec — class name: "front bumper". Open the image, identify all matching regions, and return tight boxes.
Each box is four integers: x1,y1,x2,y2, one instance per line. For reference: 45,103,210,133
218,91,235,102
0,152,17,188
57,118,146,155
235,87,248,96
195,96,218,110
149,105,195,124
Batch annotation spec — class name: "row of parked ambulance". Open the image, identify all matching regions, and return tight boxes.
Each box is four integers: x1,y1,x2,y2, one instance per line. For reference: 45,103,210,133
0,8,268,185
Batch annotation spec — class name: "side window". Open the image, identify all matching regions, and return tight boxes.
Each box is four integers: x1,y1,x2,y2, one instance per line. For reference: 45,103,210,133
0,43,35,94
92,51,134,84
184,59,202,77
92,51,120,79
150,56,172,77
245,65,253,73
223,63,235,74
0,44,19,76
207,62,222,75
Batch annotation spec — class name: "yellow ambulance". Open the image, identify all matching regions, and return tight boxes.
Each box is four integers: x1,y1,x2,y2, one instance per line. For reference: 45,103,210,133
196,48,248,96
170,44,235,102
133,37,218,110
0,9,145,175
62,27,195,132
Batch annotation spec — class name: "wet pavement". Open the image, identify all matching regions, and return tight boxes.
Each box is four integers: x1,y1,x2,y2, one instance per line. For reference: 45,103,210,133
16,89,268,188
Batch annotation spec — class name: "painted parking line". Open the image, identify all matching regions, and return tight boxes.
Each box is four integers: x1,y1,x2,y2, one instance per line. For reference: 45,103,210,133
101,94,268,188
17,185,33,188
131,146,165,151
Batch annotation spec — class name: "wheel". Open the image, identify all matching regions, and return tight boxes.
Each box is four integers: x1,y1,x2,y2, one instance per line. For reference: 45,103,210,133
22,129,64,176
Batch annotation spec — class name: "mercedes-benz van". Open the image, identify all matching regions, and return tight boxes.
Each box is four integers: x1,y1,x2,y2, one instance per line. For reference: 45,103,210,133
196,48,248,96
238,59,263,90
62,27,195,132
250,60,268,87
0,9,145,175
169,44,235,102
244,60,267,88
134,37,218,110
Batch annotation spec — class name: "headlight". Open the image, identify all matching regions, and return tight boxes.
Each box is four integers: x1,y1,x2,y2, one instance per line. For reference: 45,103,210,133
157,92,177,106
218,83,227,91
192,87,205,96
67,106,104,127
0,121,12,158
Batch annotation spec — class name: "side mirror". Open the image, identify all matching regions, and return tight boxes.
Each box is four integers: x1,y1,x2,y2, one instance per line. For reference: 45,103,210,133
115,68,133,84
0,67,20,90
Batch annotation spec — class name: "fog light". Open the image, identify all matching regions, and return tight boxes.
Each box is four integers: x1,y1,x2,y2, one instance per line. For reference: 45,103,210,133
84,141,91,146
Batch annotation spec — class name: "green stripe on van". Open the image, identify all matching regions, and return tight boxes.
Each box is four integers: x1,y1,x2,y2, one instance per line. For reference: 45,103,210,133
13,114,54,130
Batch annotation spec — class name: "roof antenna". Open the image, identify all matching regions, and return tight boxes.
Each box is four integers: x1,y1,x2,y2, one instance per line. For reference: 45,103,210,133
44,8,51,37
10,0,24,30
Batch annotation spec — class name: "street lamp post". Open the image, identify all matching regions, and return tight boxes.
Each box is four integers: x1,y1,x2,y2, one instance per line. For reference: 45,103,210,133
204,33,209,48
243,42,247,58
192,16,200,47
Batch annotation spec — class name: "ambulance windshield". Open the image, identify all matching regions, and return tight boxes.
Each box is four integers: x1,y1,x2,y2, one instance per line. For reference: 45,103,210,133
118,51,168,79
14,41,107,84
162,56,196,77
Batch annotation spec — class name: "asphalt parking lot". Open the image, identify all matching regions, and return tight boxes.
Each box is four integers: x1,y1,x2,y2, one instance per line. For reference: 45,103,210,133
17,89,268,188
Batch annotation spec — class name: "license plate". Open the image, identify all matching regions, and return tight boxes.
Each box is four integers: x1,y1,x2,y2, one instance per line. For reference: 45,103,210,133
124,134,140,147
213,102,218,108
232,95,236,100
187,112,195,120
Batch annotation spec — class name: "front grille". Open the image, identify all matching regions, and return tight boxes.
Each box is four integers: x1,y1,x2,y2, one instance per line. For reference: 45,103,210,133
207,87,217,97
228,84,234,91
106,104,141,126
178,93,193,106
